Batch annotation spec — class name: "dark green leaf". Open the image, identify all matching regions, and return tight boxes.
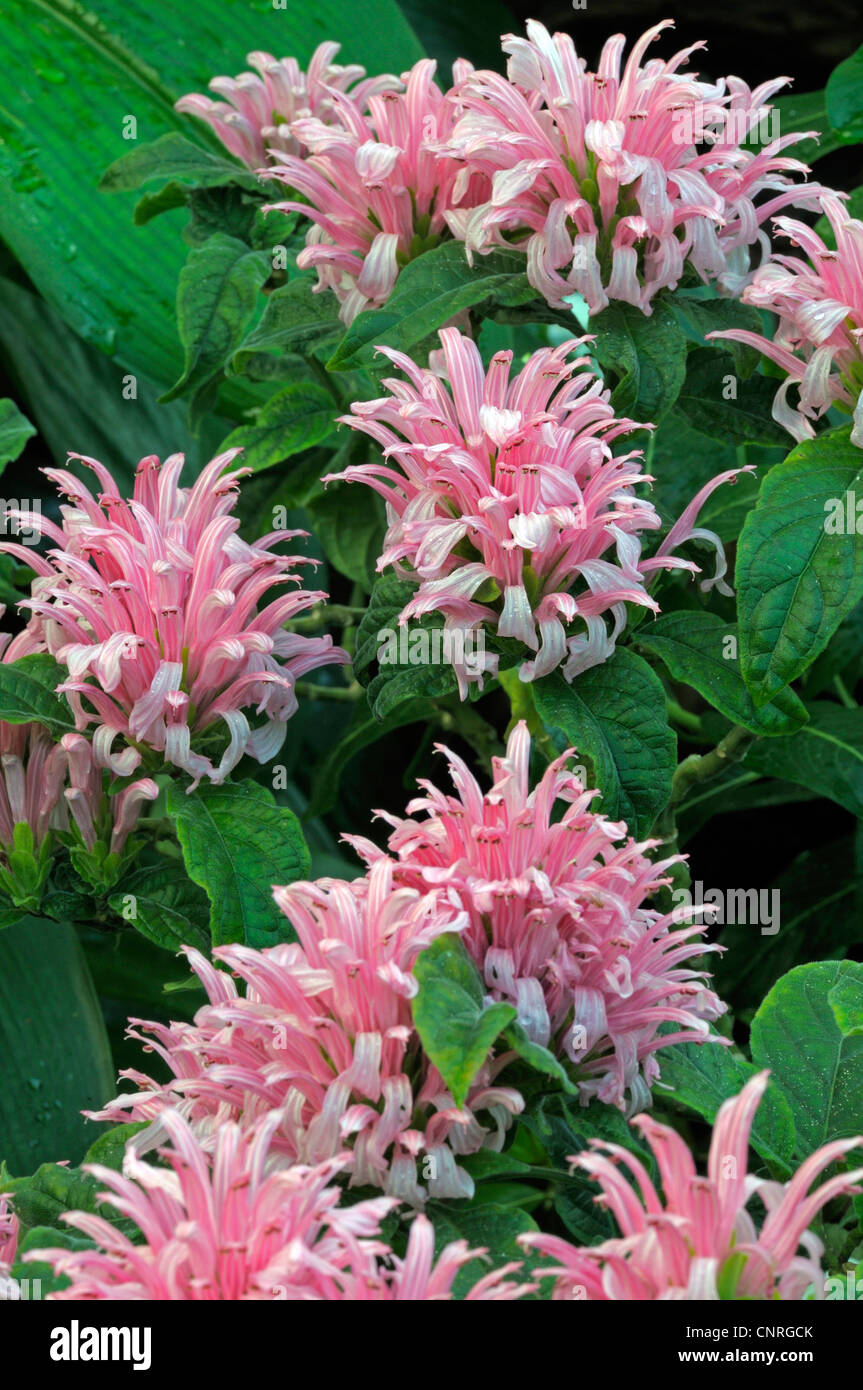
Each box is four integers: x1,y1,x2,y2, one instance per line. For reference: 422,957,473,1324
307,485,386,590
166,780,311,948
220,383,336,472
412,933,516,1108
0,398,36,469
233,275,344,367
590,299,687,424
637,611,807,735
737,428,863,705
100,131,258,192
0,654,76,736
161,234,270,425
675,348,789,447
427,1201,539,1298
0,917,114,1172
826,45,863,142
305,696,428,818
327,242,534,370
534,650,676,837
107,862,210,952
743,702,863,818
750,960,863,1158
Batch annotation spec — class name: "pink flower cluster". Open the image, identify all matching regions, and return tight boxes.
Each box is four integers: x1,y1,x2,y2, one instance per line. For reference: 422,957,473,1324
90,858,523,1205
524,1072,863,1299
263,59,489,323
441,20,828,315
28,1112,526,1300
1,451,347,788
348,722,725,1111
175,42,400,169
332,328,742,692
711,195,863,442
0,1193,17,1298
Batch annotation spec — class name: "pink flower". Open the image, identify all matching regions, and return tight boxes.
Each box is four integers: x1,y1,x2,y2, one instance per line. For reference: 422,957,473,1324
1,451,348,788
331,328,743,692
347,722,725,1113
175,43,400,169
0,1194,18,1298
522,1071,863,1299
29,1112,528,1299
90,859,523,1205
263,59,490,322
709,195,863,442
442,20,829,314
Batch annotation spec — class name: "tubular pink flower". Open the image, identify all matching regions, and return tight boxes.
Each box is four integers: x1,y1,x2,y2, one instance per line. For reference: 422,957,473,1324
521,1071,863,1299
89,859,523,1205
2,451,348,787
709,196,863,442
441,20,829,315
175,43,400,169
331,328,742,692
262,59,490,322
61,732,158,859
28,1112,528,1300
345,722,726,1113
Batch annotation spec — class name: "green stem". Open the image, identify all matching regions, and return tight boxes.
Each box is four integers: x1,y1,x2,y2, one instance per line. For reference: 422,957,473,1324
665,696,704,735
669,724,757,809
834,674,858,709
286,603,366,632
498,667,557,760
295,680,362,702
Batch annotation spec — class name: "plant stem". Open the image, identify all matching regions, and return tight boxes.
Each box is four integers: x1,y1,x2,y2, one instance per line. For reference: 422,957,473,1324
834,674,858,709
295,680,362,702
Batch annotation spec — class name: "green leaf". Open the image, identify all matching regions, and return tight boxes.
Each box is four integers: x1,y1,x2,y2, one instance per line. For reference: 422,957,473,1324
0,398,35,469
307,485,386,590
504,1022,579,1096
750,960,863,1158
412,933,516,1109
737,428,863,705
534,649,676,837
743,702,863,818
0,917,114,1173
327,242,534,370
0,0,423,392
590,299,687,424
675,348,789,447
107,862,210,952
657,1036,795,1176
0,654,76,736
161,234,270,426
637,611,807,735
100,131,258,193
166,780,311,948
665,291,763,375
426,1201,539,1298
233,275,344,368
826,45,863,142
752,90,850,165
220,382,336,472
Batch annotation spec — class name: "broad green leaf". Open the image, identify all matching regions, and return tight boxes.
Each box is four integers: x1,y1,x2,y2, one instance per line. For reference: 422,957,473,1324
0,654,76,736
657,1036,795,1176
676,767,816,844
233,276,344,367
534,650,676,837
0,278,210,484
107,862,210,952
826,45,863,142
590,299,687,424
753,89,853,165
0,399,35,469
166,780,311,949
743,702,863,817
750,960,863,1158
220,383,336,472
665,290,762,375
0,0,423,391
100,131,259,193
307,485,386,590
648,411,769,543
427,1201,539,1298
10,1226,87,1297
0,917,114,1173
327,242,534,370
161,234,270,426
675,348,789,447
737,428,863,705
637,611,807,735
412,933,516,1109
504,1023,579,1096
